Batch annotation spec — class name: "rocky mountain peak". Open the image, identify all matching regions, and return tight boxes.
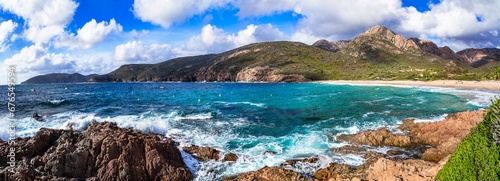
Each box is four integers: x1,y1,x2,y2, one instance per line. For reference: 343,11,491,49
361,25,397,39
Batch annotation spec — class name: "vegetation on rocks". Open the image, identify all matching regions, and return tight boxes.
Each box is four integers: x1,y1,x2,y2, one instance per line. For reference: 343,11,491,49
436,99,500,181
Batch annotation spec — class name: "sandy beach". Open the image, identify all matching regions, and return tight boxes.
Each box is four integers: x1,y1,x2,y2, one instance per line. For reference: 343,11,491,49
317,80,500,91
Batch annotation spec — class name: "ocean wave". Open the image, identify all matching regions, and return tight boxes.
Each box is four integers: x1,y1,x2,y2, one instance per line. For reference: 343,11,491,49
318,82,499,108
173,112,213,121
214,101,266,107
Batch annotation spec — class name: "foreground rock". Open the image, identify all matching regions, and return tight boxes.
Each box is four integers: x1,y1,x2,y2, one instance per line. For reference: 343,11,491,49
223,166,315,181
336,110,487,162
0,121,192,181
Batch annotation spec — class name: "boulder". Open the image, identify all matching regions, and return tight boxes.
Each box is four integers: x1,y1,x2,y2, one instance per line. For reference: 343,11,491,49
0,121,192,181
182,145,238,162
223,166,314,181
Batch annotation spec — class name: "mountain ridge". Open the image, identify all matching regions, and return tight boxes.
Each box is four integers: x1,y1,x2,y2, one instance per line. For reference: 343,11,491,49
21,73,98,84
24,25,500,84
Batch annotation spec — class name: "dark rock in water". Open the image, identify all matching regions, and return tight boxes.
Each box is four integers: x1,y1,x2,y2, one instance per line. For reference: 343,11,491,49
182,145,238,162
386,150,406,156
224,153,239,162
281,156,319,168
263,150,277,155
0,121,192,181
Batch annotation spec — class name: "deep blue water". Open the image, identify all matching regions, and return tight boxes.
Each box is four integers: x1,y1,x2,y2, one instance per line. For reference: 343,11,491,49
0,82,496,180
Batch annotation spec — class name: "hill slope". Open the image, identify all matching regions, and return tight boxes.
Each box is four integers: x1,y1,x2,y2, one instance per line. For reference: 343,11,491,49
27,25,500,83
21,73,98,84
436,99,500,180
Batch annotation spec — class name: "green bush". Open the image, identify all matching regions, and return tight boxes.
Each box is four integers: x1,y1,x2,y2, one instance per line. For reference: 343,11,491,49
436,99,500,181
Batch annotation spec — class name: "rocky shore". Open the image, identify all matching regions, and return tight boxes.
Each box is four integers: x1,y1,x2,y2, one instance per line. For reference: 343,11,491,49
0,121,193,181
0,110,487,180
224,110,487,181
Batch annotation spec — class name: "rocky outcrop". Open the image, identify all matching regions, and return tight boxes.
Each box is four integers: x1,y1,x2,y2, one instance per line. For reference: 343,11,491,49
223,166,314,181
228,110,487,181
358,25,420,51
365,155,450,181
457,48,500,67
182,145,238,162
337,110,487,162
312,39,350,52
235,66,308,82
0,121,192,181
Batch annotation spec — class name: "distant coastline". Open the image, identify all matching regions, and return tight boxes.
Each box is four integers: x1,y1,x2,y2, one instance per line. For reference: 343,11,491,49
317,80,500,91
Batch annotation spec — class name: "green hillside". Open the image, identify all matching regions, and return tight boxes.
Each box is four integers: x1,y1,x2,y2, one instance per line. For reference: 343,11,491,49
436,99,500,181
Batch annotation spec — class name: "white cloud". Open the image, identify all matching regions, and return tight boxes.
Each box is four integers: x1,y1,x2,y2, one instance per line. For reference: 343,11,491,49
129,29,150,39
229,0,500,49
3,44,76,74
0,20,17,52
56,19,123,49
232,0,299,17
184,23,286,54
132,0,228,29
114,41,177,64
0,0,78,44
0,44,118,84
398,1,500,37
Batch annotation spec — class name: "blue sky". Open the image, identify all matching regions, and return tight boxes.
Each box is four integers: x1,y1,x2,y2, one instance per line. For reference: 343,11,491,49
1,0,500,84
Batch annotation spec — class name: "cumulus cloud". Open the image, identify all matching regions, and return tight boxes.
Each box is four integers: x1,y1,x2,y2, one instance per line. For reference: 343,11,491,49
228,0,500,49
0,0,78,44
232,0,299,17
3,44,76,74
0,20,17,52
1,44,118,84
129,29,150,39
56,19,123,49
114,41,177,64
183,23,286,54
397,0,500,50
132,0,228,29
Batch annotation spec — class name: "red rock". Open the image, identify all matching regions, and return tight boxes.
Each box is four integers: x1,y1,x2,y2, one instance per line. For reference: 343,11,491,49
0,121,192,181
182,145,239,162
223,166,314,181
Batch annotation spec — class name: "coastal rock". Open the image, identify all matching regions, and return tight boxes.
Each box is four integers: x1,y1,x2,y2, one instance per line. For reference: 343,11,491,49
336,110,487,162
0,121,192,181
330,145,366,155
223,166,315,181
235,66,308,82
313,163,360,181
366,156,450,181
336,127,412,147
182,145,238,161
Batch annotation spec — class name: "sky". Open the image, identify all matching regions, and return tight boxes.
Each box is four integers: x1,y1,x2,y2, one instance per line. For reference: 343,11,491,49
1,0,500,84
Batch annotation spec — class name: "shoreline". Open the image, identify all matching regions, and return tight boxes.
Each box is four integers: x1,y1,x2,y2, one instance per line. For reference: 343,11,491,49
316,80,500,91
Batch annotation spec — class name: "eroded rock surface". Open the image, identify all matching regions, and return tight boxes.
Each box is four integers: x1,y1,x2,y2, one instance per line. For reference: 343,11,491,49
182,145,238,162
0,121,192,181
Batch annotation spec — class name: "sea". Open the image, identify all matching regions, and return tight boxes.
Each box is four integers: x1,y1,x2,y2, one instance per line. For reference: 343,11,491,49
0,82,498,180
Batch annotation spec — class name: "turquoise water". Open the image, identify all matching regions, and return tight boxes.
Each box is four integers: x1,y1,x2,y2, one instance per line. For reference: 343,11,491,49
0,82,497,180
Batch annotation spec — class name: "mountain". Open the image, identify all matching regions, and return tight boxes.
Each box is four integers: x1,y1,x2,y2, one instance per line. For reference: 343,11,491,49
21,73,98,84
314,25,498,68
457,48,500,68
89,41,360,82
27,25,500,83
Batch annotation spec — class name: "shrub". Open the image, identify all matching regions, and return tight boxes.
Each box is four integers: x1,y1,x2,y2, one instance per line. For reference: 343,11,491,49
436,99,500,181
